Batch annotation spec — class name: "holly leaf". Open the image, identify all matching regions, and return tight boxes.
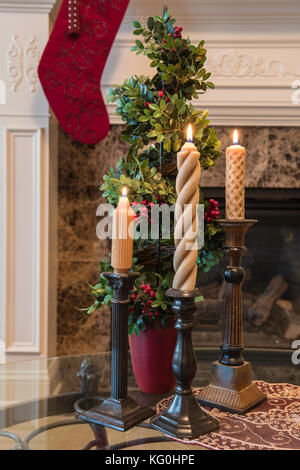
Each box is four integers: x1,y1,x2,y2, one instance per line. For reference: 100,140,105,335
147,17,155,31
132,20,141,28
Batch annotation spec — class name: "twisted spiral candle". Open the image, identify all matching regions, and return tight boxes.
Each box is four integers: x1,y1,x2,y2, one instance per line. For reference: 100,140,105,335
173,131,201,291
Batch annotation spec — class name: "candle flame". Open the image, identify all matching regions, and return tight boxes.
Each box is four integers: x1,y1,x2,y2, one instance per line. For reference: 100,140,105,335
187,124,193,143
122,186,127,197
233,129,239,145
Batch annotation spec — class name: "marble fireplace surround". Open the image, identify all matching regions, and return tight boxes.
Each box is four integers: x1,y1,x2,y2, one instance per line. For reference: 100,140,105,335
1,0,300,360
57,125,300,356
56,0,300,355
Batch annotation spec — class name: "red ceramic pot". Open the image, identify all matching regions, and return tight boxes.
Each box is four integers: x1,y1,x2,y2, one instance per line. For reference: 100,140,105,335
129,323,177,394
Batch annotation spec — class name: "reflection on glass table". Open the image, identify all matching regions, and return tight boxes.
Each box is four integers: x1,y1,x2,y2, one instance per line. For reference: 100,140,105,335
0,349,298,450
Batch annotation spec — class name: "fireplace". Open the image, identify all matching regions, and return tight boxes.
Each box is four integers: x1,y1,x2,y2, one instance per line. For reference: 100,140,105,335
194,188,300,350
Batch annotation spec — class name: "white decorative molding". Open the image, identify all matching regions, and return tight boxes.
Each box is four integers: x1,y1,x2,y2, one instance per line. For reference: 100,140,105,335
0,0,57,14
24,36,40,92
99,0,300,126
6,35,23,92
107,103,300,128
206,51,300,79
0,81,6,104
4,128,43,354
6,35,40,93
124,0,300,23
0,0,58,361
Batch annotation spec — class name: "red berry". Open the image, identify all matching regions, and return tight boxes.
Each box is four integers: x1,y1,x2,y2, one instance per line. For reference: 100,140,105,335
147,300,153,307
206,217,212,222
142,309,146,315
145,102,150,107
166,97,170,103
155,195,160,200
142,200,147,205
149,202,154,207
158,91,165,98
150,291,155,298
129,307,134,313
148,313,153,318
155,312,159,317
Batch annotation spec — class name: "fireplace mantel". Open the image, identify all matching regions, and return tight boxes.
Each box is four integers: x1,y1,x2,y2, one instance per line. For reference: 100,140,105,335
103,0,300,126
0,0,57,13
1,0,298,125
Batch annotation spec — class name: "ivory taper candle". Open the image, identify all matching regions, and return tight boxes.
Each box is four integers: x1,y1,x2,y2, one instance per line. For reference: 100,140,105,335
225,130,246,220
173,124,201,291
111,187,134,274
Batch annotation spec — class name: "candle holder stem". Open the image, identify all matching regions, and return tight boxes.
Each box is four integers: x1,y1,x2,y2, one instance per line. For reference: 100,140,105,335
151,289,219,439
199,220,266,414
75,272,154,431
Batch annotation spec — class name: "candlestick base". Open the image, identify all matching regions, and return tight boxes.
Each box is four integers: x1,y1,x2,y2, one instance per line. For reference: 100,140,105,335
198,219,266,414
75,271,154,431
151,393,219,439
75,396,154,432
198,361,266,414
150,289,219,439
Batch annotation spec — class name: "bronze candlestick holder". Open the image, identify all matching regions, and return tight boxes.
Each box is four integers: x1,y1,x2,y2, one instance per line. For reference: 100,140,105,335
199,220,266,414
74,272,154,431
151,288,219,439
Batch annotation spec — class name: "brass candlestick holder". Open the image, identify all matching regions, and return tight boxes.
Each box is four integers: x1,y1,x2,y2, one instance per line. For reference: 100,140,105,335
151,288,219,439
75,272,154,431
199,220,266,414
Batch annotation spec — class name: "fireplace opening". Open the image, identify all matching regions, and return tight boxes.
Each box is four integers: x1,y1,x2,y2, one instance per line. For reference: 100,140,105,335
194,188,300,350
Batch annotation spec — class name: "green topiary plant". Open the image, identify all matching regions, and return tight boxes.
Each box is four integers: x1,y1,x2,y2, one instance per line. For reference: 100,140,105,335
84,9,225,335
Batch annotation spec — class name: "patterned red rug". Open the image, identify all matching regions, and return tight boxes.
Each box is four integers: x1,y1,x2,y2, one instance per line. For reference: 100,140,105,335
156,381,300,450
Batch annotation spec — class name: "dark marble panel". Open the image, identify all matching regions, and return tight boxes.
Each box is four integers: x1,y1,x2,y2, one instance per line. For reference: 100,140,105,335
201,126,300,188
56,124,300,356
57,261,99,335
57,260,111,355
58,184,109,262
58,126,129,186
57,333,110,356
265,128,300,188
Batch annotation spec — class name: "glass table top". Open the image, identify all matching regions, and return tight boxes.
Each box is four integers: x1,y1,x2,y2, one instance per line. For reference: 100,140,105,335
0,348,298,450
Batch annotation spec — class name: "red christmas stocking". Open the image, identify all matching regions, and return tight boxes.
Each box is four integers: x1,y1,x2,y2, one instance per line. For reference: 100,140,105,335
38,0,129,144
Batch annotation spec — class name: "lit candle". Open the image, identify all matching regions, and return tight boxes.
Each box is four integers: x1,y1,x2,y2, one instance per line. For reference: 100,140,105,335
225,130,246,220
173,125,201,291
111,187,134,274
